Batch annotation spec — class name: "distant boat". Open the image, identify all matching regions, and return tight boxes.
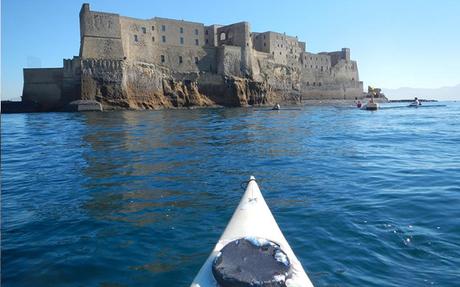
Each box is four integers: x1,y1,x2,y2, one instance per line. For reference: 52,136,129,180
361,101,379,111
190,176,314,287
408,102,422,108
364,102,378,110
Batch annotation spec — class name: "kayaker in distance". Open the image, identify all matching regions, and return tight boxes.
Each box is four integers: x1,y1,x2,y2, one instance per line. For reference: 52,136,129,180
272,103,281,110
414,97,421,106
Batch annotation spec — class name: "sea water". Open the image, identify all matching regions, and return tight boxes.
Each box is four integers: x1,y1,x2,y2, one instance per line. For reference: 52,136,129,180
2,102,460,286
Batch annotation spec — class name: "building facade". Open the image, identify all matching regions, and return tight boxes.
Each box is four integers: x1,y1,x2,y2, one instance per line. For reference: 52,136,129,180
22,4,363,109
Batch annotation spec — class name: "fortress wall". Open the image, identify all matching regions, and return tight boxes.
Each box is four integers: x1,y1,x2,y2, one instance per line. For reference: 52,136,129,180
80,37,125,59
331,59,359,82
79,4,121,38
119,16,211,72
80,59,126,106
62,57,82,104
22,4,365,110
153,18,205,47
204,25,220,47
299,81,363,100
119,17,156,61
251,50,273,81
252,32,270,53
216,22,254,77
299,68,333,87
298,41,306,52
153,46,216,73
23,68,63,106
264,32,303,66
119,16,205,61
301,52,331,72
217,45,243,77
327,48,350,66
79,4,124,59
217,22,250,48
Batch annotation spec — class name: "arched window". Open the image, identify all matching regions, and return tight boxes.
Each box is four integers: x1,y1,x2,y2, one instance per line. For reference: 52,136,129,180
220,32,226,41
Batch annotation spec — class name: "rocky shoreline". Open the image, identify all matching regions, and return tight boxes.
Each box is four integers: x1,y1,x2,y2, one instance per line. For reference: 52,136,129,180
1,97,390,114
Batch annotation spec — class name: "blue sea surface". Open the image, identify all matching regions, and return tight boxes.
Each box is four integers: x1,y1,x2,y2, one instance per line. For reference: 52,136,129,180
2,102,460,286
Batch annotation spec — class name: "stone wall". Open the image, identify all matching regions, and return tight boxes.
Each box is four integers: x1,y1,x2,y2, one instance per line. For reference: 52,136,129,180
62,57,82,104
21,3,367,111
79,4,124,60
22,68,63,108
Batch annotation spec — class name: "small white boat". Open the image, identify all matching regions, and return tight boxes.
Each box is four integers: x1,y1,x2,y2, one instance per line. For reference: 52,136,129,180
190,176,314,287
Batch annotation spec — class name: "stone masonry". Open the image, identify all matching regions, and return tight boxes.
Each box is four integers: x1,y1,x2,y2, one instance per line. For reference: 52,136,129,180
22,3,364,110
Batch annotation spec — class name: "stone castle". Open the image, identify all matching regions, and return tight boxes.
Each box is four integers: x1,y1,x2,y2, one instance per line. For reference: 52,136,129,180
22,3,364,110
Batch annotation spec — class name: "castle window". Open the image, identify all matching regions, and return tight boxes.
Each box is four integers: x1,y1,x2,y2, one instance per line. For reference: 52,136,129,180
319,82,322,86
180,27,184,33
152,36,155,42
179,56,183,64
152,26,155,31
162,25,166,31
220,32,226,41
180,37,184,44
142,27,146,34
195,57,199,64
316,65,318,69
321,66,323,71
162,35,166,43
195,29,199,35
264,42,266,47
195,39,199,46
280,52,282,55
134,34,138,42
206,39,209,44
313,82,316,86
205,30,209,35
307,82,310,86
263,35,266,39
161,55,165,63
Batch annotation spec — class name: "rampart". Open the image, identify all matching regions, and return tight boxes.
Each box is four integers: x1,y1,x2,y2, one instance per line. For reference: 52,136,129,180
22,3,364,110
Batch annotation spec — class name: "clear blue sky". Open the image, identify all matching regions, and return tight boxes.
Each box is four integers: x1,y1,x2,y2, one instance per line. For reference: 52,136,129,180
2,0,460,100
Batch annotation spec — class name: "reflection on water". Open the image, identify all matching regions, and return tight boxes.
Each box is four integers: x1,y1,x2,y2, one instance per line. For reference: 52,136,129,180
2,103,460,286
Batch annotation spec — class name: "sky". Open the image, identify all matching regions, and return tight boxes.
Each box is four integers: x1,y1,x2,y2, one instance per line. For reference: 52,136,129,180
2,0,460,100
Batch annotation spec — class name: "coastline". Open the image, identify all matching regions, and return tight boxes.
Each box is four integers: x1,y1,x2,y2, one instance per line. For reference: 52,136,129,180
1,98,390,114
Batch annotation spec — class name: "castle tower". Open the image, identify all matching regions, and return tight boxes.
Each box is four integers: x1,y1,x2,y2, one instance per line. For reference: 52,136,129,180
79,3,124,59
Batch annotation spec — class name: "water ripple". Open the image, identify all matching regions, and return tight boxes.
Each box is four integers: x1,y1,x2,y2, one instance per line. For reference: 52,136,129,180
2,103,460,286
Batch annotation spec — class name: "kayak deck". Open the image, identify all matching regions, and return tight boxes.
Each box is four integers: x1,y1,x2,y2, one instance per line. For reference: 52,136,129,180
190,176,314,287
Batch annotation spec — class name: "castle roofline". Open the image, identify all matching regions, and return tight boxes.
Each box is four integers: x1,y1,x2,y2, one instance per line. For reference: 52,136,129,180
153,17,205,26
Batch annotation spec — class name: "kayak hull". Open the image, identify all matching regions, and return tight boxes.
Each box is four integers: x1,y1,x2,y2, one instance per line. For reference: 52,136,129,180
190,176,314,287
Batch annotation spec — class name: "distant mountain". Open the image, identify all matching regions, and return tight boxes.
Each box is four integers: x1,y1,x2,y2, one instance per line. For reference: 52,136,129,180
382,84,460,101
